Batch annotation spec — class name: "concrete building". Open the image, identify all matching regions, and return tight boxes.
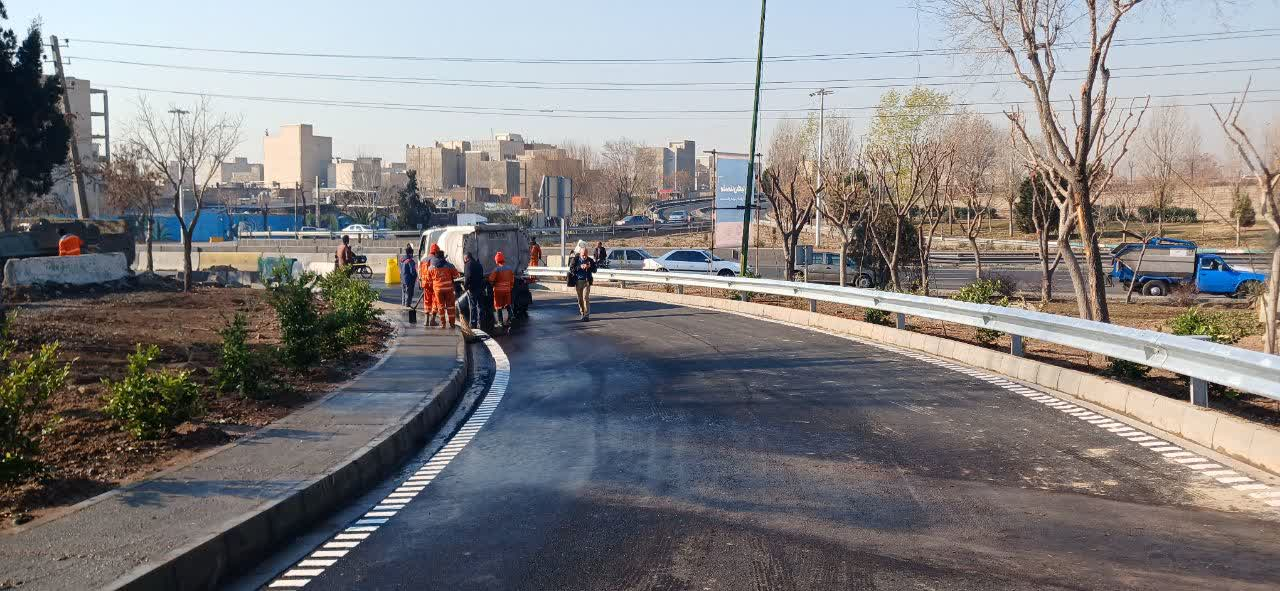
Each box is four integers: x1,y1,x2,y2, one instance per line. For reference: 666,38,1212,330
330,157,382,190
263,124,333,189
217,157,264,184
465,154,521,197
381,162,409,190
470,137,525,161
43,76,106,217
668,140,697,193
637,146,674,193
518,151,584,199
406,145,462,191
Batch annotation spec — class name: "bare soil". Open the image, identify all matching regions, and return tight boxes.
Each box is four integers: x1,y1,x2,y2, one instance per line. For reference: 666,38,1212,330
0,285,391,527
620,283,1280,429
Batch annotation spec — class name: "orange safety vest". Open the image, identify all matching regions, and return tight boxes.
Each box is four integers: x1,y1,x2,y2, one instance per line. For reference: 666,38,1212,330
488,265,515,293
418,260,434,289
529,244,542,265
58,234,83,256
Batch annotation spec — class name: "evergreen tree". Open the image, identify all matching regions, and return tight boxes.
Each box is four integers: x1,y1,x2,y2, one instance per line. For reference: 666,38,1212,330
1230,186,1256,228
395,170,434,230
0,1,72,229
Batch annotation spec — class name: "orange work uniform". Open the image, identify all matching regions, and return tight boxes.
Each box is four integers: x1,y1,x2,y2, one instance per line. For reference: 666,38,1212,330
427,261,461,326
58,234,83,256
417,260,436,311
529,244,542,266
488,264,515,310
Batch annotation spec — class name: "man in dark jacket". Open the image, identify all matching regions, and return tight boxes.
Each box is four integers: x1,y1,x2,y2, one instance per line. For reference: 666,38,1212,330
463,252,487,328
593,241,607,264
568,246,598,321
400,245,418,308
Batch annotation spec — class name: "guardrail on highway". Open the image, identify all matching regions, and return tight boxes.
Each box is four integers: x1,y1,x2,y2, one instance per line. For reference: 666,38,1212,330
528,267,1279,401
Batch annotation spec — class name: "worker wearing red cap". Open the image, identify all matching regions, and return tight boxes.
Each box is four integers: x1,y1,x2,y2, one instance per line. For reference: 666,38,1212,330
425,243,460,329
417,251,437,327
487,251,516,327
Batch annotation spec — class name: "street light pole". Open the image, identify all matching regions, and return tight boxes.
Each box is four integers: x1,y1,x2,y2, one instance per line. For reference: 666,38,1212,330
811,88,833,248
168,108,190,237
739,0,767,275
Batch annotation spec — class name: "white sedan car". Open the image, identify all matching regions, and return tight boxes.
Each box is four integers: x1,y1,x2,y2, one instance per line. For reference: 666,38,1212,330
643,249,741,276
340,224,388,239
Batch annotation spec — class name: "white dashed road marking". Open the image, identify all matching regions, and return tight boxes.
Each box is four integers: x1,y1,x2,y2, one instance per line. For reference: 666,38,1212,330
267,332,510,589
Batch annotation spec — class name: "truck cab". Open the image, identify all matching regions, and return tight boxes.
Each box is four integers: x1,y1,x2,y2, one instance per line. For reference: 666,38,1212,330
1109,237,1266,297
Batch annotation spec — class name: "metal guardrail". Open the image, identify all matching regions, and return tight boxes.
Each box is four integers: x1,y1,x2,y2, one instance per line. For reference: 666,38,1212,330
528,267,1280,400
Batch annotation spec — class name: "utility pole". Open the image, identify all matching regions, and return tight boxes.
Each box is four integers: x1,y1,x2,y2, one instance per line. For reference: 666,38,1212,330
49,36,90,218
811,88,833,248
739,0,767,274
168,108,189,239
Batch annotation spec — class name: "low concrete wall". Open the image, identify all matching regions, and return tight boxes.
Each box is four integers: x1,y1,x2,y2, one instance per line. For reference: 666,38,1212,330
197,251,262,272
565,284,1280,478
4,253,129,287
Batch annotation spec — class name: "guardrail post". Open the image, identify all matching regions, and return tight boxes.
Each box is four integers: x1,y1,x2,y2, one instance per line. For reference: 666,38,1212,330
809,299,817,313
1190,378,1209,407
675,285,684,295
1010,334,1025,357
895,313,906,330
620,280,627,289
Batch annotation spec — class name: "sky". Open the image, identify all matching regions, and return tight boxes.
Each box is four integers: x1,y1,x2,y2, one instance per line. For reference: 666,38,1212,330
10,0,1280,165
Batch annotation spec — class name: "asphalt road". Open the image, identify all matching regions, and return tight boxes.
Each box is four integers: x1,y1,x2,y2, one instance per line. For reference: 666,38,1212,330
248,292,1279,590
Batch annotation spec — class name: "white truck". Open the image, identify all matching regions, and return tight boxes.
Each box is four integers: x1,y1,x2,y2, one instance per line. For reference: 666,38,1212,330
418,224,534,331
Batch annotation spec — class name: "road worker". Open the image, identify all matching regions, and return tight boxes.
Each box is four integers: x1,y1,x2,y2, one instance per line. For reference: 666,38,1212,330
426,244,460,329
529,238,542,266
57,228,83,256
418,251,437,327
488,251,516,328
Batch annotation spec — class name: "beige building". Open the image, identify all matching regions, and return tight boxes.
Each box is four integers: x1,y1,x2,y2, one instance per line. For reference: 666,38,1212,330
465,154,521,197
381,162,409,190
406,145,462,191
217,157,264,184
518,152,584,199
263,124,332,189
330,157,383,190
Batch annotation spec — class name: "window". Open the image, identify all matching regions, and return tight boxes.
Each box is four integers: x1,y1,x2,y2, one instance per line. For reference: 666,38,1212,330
826,254,840,265
627,251,645,261
1201,259,1220,271
608,250,624,261
810,253,825,265
667,251,693,262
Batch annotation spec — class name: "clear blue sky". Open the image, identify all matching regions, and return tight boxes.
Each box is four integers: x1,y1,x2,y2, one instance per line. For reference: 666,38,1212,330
10,0,1280,163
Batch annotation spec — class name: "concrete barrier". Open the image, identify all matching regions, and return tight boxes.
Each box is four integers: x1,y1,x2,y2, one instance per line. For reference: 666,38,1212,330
4,253,129,287
560,283,1280,478
197,251,262,272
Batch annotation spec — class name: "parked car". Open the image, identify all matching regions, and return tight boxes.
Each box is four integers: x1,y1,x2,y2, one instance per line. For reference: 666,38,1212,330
340,224,388,239
603,248,654,270
644,249,741,276
795,251,878,288
614,215,652,227
1109,237,1267,297
667,211,688,224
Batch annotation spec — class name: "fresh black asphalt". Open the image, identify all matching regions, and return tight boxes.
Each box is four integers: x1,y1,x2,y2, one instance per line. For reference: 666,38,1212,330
260,292,1280,590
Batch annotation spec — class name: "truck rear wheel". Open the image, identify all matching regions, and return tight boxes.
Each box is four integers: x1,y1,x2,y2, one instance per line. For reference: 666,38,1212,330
1234,280,1263,299
1142,280,1170,297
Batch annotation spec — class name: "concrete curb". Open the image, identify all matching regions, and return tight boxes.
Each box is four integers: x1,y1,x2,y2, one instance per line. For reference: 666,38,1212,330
561,283,1280,478
102,330,471,591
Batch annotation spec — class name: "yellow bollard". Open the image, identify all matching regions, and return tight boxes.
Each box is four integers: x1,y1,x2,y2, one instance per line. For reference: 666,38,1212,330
385,258,400,285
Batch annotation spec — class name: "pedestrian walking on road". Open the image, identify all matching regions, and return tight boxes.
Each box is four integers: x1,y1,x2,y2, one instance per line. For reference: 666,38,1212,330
567,242,597,321
593,241,607,265
488,251,515,327
463,252,487,329
529,238,543,267
399,245,418,308
426,244,461,329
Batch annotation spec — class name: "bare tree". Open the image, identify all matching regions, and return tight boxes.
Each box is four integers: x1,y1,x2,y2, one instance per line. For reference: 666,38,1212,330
1020,170,1066,302
812,118,870,286
761,120,817,280
866,132,952,291
949,112,1001,278
925,0,1150,322
600,139,657,219
1142,105,1187,235
103,143,162,272
132,95,242,290
1214,86,1280,353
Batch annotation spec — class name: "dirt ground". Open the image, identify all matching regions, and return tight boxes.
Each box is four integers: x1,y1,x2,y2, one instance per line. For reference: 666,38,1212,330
0,284,391,527
621,283,1280,428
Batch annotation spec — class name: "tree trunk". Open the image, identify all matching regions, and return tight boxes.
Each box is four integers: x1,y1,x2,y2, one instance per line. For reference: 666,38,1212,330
1058,207,1092,320
1038,236,1055,303
1266,247,1280,354
181,230,193,292
837,247,847,287
1008,199,1015,238
782,233,798,283
145,214,155,273
1235,216,1242,247
968,236,982,280
1123,240,1149,304
1074,195,1110,323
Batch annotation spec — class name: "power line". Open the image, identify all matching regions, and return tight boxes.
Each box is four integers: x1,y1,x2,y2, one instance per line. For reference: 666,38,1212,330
66,28,1280,66
67,54,1280,93
95,83,1280,120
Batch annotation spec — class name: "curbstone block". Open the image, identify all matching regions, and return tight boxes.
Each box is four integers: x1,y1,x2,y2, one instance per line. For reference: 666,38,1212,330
1056,370,1083,396
1148,395,1187,434
1016,358,1039,383
1035,364,1062,391
1212,419,1256,462
1124,388,1159,424
1245,427,1280,475
1180,408,1219,448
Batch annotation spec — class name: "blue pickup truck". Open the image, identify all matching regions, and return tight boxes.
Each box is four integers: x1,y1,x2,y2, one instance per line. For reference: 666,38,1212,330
1109,237,1267,297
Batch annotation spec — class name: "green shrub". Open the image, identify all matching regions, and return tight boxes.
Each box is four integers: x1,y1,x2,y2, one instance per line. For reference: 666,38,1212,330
316,269,380,350
0,315,71,480
103,345,204,440
952,278,1011,345
267,262,323,368
864,308,890,326
213,313,277,399
1167,307,1260,345
1107,357,1151,379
